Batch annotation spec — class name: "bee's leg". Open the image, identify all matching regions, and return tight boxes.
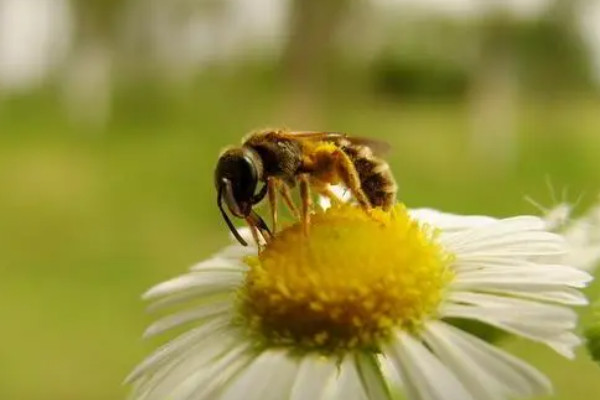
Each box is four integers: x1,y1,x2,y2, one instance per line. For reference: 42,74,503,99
245,220,263,249
333,149,372,212
298,173,312,235
267,177,279,233
246,211,272,250
279,183,300,219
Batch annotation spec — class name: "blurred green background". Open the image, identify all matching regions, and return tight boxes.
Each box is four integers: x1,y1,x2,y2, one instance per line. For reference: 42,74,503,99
1,0,600,399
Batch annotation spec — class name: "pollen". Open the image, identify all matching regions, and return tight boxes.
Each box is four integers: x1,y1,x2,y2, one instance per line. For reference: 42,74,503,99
239,204,454,352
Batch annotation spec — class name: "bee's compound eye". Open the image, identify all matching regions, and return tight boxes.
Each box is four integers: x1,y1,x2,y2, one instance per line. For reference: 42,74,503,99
235,156,258,198
215,149,258,201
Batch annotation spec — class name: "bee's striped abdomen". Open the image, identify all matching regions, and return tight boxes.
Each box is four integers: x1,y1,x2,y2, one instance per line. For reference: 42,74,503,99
341,143,397,210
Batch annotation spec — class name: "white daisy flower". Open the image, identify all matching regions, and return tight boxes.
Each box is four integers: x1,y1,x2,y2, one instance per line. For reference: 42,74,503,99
126,203,592,400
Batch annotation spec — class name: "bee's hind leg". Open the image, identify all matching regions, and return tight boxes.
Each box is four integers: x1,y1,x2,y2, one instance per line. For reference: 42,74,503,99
298,173,312,236
333,149,372,213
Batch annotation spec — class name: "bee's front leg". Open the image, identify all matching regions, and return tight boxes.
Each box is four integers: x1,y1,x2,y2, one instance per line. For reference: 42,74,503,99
246,210,272,251
246,222,264,251
332,149,372,214
298,173,312,236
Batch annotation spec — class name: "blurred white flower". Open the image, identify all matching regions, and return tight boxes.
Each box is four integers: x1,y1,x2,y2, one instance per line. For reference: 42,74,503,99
127,203,591,400
540,197,600,271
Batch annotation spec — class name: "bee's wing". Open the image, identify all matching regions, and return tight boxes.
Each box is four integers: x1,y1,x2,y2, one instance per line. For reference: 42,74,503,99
285,131,392,156
284,131,347,140
342,136,392,156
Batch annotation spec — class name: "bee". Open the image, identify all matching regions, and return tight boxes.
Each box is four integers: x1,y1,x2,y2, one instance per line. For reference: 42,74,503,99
214,129,397,246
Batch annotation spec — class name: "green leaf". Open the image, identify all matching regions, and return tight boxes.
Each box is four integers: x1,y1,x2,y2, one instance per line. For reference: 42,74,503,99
585,299,600,365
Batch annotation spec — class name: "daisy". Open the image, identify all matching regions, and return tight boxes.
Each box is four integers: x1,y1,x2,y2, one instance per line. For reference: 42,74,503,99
126,202,592,400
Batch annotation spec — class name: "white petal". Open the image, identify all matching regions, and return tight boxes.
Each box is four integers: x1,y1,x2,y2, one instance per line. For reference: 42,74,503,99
442,216,567,258
325,356,368,400
177,342,255,400
190,257,248,272
142,270,243,300
143,299,232,338
385,331,474,400
455,264,592,289
380,352,420,400
443,292,579,358
483,288,588,306
125,316,231,385
452,264,592,305
448,231,566,257
441,216,544,244
377,354,404,395
422,321,551,399
452,256,537,270
290,355,337,400
409,208,496,231
152,337,252,400
146,289,229,313
463,216,545,235
190,243,252,272
131,328,245,400
447,292,577,328
220,350,298,400
544,332,582,359
354,352,392,400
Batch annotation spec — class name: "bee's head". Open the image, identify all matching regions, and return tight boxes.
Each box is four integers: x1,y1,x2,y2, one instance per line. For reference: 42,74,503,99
215,147,263,244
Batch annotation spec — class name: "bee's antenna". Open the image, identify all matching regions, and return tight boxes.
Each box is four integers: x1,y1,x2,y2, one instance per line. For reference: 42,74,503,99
218,182,248,246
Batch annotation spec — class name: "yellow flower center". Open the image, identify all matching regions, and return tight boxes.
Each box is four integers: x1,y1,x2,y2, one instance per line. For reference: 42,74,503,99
240,204,453,352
